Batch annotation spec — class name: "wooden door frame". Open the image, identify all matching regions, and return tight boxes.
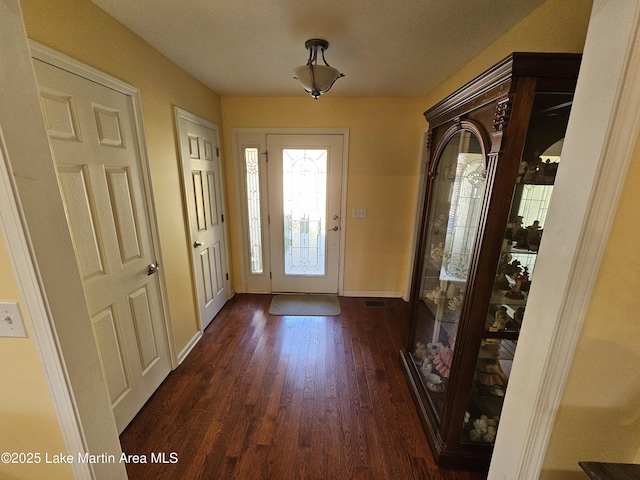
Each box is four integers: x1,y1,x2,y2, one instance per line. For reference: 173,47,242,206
233,128,349,295
174,107,232,332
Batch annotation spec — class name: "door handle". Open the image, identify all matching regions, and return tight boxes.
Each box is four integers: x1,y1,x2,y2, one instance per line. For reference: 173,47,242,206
193,241,203,248
329,225,340,232
147,262,160,276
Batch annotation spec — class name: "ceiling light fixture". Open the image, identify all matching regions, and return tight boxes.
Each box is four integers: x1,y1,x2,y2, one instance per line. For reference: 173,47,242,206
293,39,344,99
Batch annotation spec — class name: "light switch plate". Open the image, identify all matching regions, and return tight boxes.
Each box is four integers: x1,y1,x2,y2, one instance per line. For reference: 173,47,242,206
0,302,27,338
352,208,367,219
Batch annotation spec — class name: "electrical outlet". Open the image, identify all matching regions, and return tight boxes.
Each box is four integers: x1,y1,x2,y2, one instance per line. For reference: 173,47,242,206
352,208,367,219
0,302,27,338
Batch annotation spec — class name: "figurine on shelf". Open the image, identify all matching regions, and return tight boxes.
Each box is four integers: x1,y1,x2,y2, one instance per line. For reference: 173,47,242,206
432,213,447,235
430,242,444,262
433,338,454,378
476,340,508,389
425,286,441,303
523,160,544,184
498,259,522,291
468,415,499,444
413,341,428,359
420,359,433,377
527,220,543,250
514,306,525,324
476,359,508,387
426,342,443,359
520,266,531,292
505,267,528,299
425,373,445,393
491,306,511,331
514,226,530,249
505,215,523,242
447,293,463,310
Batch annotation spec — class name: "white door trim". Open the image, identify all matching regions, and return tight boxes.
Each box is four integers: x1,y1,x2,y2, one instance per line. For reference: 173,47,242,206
233,128,349,295
174,107,232,331
30,40,178,369
489,1,640,478
0,127,91,479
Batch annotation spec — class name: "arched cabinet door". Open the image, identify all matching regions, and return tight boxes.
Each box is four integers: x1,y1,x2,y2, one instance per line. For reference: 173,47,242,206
410,127,487,421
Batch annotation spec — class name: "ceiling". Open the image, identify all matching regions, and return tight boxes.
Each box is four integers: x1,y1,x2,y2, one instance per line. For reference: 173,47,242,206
90,0,547,97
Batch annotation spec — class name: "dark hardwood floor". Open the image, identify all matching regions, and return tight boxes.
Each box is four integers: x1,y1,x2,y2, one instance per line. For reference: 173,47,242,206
120,294,488,480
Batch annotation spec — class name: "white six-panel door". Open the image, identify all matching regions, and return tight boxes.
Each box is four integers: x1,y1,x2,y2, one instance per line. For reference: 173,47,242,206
176,110,229,329
33,58,171,433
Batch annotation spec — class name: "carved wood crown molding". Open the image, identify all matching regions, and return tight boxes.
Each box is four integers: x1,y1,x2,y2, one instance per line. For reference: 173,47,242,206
424,53,581,128
493,96,512,132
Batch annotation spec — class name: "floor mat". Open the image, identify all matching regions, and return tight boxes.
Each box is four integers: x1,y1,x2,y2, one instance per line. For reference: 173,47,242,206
268,294,341,316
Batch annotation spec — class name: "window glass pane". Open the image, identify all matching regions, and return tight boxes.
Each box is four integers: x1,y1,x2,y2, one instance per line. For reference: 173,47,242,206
244,147,263,274
282,148,327,276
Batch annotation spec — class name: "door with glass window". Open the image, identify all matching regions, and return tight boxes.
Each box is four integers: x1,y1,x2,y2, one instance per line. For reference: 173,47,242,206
266,134,343,293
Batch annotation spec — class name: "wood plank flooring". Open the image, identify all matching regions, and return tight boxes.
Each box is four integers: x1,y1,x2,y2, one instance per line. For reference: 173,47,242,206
120,294,488,480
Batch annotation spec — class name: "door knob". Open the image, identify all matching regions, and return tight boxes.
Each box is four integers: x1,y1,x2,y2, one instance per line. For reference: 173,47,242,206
147,262,160,276
193,241,203,248
329,225,339,232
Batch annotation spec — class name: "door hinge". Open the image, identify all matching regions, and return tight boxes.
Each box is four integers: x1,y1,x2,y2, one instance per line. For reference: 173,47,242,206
216,147,220,157
270,272,272,279
267,214,270,225
226,273,229,281
262,151,268,162
221,214,224,222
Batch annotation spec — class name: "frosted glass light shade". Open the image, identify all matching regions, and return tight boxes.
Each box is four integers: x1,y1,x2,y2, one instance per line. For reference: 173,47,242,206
293,64,343,99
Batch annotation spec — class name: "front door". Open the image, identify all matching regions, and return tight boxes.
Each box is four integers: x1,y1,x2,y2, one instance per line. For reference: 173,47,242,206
176,110,229,329
33,59,172,433
267,134,344,293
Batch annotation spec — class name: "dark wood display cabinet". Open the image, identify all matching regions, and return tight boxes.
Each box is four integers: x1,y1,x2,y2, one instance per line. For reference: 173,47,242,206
400,53,581,469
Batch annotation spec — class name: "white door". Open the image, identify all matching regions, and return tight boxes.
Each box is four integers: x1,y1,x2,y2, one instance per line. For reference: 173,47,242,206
33,59,171,433
267,134,344,293
176,110,229,329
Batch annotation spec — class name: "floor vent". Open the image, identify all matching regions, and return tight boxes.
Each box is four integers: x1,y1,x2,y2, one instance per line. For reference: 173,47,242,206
364,300,386,307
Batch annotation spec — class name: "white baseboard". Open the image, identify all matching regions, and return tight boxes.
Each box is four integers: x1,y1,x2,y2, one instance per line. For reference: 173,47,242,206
342,290,405,299
177,331,202,365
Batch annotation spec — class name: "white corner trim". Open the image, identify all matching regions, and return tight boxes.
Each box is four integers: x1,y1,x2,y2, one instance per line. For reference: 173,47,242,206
489,2,640,478
0,130,92,479
177,331,203,365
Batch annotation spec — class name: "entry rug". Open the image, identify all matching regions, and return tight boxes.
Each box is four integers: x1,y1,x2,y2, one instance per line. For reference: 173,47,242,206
269,294,341,316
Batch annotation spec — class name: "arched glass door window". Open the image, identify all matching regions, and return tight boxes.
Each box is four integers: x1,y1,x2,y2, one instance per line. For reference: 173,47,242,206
411,129,486,420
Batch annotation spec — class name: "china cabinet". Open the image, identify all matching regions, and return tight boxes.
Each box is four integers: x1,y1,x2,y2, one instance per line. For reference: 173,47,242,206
400,53,581,469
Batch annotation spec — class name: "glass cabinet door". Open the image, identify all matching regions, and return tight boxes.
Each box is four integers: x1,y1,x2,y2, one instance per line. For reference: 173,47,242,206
410,129,486,421
462,93,574,445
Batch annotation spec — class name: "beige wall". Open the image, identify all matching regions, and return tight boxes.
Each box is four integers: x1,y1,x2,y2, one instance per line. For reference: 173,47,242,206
220,96,425,295
423,0,592,109
0,232,73,480
21,0,223,353
540,136,640,477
